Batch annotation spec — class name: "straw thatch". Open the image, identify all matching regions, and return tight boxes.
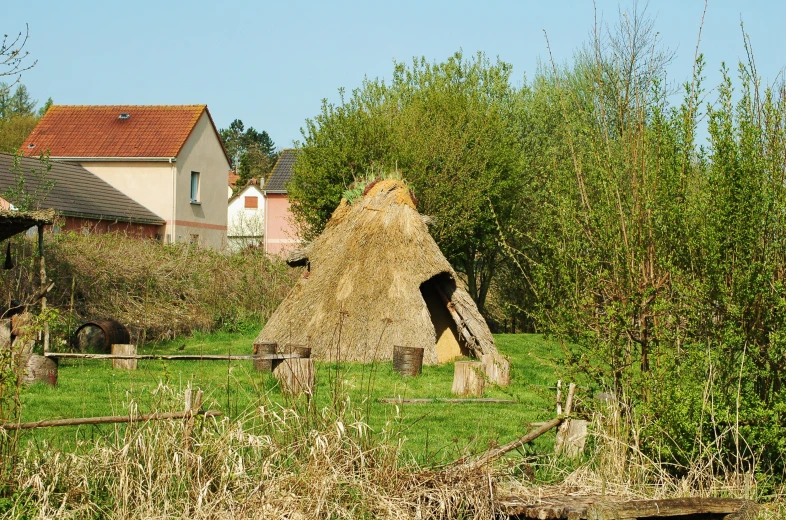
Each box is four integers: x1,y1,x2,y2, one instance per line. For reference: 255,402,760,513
256,179,497,364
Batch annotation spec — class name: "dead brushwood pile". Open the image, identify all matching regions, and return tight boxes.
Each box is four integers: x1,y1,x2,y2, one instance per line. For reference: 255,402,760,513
11,232,298,342
257,179,497,364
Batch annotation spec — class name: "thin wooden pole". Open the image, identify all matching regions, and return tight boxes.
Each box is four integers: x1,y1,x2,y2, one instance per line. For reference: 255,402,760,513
37,224,49,354
1,409,222,430
465,417,565,469
43,352,302,361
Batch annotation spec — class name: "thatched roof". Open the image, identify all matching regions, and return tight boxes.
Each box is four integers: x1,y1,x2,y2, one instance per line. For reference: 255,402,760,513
0,208,54,242
255,179,497,365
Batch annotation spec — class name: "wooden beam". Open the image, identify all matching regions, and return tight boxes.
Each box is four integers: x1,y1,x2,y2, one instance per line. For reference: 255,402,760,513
501,496,752,519
1,410,222,430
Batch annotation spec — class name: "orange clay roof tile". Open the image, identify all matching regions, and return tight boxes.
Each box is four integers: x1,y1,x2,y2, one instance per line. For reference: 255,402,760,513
21,105,217,159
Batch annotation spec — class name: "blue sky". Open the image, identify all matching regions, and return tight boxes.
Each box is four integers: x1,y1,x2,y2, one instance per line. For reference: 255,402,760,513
4,1,785,148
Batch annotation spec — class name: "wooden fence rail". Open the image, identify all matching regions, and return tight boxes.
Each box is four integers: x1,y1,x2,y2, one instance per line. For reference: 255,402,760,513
44,353,302,361
1,410,222,430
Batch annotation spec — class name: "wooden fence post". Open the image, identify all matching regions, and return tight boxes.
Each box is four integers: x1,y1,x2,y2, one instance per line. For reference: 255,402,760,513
111,344,137,370
273,358,315,396
452,361,485,396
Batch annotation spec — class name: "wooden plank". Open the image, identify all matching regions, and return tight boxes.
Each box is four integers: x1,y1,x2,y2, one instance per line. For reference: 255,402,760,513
44,352,302,361
1,410,222,430
378,398,517,404
500,496,751,519
587,497,750,519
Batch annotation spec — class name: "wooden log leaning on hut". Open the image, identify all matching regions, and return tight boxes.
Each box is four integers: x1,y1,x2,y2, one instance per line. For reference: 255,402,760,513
452,361,485,396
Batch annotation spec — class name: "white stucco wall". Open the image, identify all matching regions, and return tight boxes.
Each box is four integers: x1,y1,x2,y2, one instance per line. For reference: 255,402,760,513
227,184,265,251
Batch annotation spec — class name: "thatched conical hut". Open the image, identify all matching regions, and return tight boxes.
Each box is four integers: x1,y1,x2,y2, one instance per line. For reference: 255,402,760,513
255,179,497,364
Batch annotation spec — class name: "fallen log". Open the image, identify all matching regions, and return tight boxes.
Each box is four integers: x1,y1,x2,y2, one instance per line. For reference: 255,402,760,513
463,383,576,469
1,410,222,430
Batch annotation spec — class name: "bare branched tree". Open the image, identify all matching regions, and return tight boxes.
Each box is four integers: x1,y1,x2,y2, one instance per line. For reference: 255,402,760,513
1,24,36,83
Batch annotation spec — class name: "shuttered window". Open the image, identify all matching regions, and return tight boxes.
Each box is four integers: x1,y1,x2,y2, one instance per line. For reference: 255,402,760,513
244,196,258,209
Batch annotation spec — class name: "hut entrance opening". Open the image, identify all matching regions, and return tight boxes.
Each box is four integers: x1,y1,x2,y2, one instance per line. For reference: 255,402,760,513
419,273,469,363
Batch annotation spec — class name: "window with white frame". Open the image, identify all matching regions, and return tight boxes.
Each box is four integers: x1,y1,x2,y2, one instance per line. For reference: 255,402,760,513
190,171,200,203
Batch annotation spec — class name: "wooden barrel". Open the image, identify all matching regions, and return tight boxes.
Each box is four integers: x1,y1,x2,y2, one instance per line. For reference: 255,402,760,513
74,319,130,353
280,343,312,359
393,345,424,377
23,354,58,386
253,341,277,372
111,344,137,370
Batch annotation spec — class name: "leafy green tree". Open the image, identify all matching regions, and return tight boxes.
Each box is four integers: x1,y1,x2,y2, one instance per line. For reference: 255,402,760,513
37,96,52,117
219,119,277,189
290,51,528,313
0,81,46,153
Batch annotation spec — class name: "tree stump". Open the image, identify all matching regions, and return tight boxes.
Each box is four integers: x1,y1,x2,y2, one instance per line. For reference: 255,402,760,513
23,354,58,386
452,361,485,396
111,344,137,370
253,341,277,372
555,419,588,458
273,358,315,396
482,353,510,386
393,345,424,377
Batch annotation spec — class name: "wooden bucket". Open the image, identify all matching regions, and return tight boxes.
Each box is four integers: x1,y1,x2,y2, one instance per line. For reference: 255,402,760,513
253,341,277,372
393,345,424,377
280,343,311,359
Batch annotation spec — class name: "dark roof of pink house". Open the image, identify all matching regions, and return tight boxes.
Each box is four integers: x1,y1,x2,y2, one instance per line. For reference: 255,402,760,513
264,149,298,194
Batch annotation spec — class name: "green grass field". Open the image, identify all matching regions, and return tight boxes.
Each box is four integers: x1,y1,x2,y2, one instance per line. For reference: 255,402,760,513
18,332,567,463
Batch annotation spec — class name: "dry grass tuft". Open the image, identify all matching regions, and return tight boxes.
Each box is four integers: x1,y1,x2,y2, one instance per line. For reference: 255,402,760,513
501,399,761,507
4,386,501,519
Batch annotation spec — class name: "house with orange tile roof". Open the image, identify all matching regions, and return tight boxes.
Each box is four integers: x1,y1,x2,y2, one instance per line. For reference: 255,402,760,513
21,105,230,249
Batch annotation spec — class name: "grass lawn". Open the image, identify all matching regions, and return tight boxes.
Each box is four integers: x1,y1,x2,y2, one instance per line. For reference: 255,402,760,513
18,332,567,463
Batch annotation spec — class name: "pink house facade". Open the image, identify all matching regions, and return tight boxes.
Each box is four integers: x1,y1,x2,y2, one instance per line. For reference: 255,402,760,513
263,149,300,255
